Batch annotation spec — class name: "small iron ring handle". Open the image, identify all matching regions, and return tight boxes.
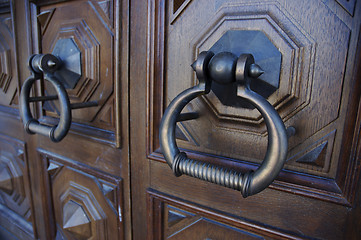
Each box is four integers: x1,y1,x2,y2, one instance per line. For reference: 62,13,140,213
159,51,288,197
19,74,71,142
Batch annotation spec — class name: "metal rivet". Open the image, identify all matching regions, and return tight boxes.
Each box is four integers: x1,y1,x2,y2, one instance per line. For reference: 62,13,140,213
47,60,57,67
249,63,264,79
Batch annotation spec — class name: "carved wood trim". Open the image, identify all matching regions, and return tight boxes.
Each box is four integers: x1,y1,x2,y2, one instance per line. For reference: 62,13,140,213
29,0,124,147
337,25,361,207
146,0,166,158
37,148,122,190
170,0,192,24
0,133,35,238
335,0,357,16
0,8,20,114
37,148,124,239
145,0,361,206
147,189,304,240
0,204,34,240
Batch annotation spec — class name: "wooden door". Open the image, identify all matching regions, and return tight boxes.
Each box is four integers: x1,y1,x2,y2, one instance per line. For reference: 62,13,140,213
0,0,130,239
0,2,36,239
130,0,361,239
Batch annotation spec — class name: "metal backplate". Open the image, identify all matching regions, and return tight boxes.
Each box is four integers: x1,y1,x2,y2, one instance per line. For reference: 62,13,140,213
51,38,82,89
208,30,282,108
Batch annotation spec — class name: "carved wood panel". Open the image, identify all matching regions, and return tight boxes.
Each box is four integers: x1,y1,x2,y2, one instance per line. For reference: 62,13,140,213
39,149,123,239
0,9,18,111
146,0,361,206
336,0,357,15
148,190,302,239
0,133,34,236
30,0,121,145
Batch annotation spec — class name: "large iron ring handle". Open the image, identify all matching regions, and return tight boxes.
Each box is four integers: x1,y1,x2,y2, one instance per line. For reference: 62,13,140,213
20,73,71,142
159,51,288,197
19,54,97,142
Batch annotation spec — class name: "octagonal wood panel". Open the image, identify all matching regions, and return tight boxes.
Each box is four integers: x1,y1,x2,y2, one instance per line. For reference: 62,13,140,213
0,134,34,233
147,0,360,206
39,150,123,240
30,0,121,145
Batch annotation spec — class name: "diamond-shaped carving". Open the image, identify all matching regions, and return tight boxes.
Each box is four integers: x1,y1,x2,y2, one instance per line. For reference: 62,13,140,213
165,205,199,237
97,97,114,127
47,162,63,179
171,0,193,23
47,160,123,239
296,142,327,167
164,204,256,239
37,8,55,34
168,209,187,227
0,155,26,206
175,122,199,146
59,182,105,239
0,165,13,195
99,179,117,213
287,130,336,174
173,0,187,13
0,135,32,222
63,200,92,239
97,0,112,21
167,206,193,228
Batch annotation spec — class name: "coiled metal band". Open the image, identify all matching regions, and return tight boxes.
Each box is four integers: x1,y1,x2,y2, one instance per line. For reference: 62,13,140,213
174,152,253,197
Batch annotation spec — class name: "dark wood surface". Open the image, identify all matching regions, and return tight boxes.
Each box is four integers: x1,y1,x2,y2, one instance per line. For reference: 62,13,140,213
0,0,360,239
0,0,130,239
0,2,36,239
131,0,361,239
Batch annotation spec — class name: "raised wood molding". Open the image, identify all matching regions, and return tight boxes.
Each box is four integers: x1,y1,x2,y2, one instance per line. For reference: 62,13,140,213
29,0,124,147
335,0,357,15
0,9,19,113
145,0,361,207
37,148,124,239
0,133,35,238
0,204,34,240
147,190,303,240
171,0,193,24
337,25,361,207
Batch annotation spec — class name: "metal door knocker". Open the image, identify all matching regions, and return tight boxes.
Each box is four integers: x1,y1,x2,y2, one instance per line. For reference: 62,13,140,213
20,53,97,142
159,51,294,197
